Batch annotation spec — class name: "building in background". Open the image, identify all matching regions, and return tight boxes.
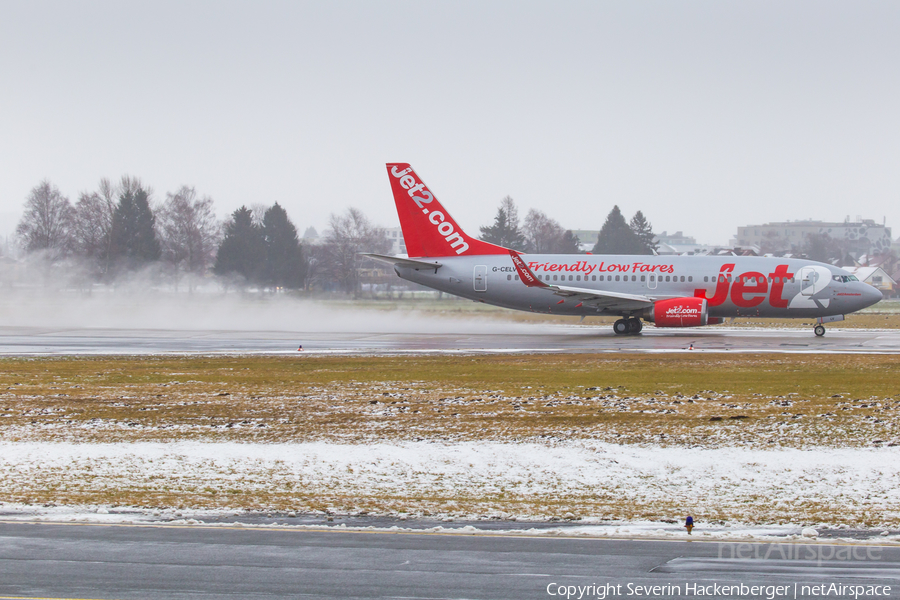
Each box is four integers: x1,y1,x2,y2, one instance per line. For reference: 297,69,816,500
384,226,406,255
569,229,599,253
653,231,722,255
845,266,896,296
732,219,892,258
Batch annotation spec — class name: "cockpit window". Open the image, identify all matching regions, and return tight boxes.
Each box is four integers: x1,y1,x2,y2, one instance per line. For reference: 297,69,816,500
834,275,860,283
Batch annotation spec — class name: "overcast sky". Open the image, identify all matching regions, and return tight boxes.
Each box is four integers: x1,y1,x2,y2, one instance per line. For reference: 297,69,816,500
2,1,898,245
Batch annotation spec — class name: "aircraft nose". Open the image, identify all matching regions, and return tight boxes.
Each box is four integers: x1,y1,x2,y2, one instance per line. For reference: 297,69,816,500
863,284,883,307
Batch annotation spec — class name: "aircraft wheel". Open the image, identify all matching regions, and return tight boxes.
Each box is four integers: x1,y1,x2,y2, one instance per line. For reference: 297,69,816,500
613,319,630,335
814,325,825,337
628,318,643,334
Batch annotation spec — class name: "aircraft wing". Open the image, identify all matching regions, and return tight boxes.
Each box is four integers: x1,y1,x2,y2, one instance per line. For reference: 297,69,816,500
360,253,442,271
508,251,654,311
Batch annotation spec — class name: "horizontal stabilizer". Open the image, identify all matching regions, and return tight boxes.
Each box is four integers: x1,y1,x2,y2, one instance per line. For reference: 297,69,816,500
360,253,442,270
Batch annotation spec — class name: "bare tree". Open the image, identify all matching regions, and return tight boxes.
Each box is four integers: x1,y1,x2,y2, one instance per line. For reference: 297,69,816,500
71,184,116,257
250,203,268,227
156,186,221,290
321,208,390,295
118,175,146,199
523,209,565,253
16,180,74,260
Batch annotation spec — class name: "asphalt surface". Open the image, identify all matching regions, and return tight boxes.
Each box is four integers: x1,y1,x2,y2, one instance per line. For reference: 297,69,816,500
1,522,899,600
1,325,900,355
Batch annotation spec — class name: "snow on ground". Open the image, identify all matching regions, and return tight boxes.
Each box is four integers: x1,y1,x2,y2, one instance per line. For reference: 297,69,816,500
0,441,898,529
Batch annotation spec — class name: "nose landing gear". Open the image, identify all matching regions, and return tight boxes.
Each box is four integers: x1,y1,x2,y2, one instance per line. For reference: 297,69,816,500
614,318,643,335
813,315,844,337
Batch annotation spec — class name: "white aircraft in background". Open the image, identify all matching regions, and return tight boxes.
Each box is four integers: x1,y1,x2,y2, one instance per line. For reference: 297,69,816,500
365,163,882,337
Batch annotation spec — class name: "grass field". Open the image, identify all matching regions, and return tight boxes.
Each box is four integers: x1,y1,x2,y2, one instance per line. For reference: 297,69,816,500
1,354,898,525
1,353,897,447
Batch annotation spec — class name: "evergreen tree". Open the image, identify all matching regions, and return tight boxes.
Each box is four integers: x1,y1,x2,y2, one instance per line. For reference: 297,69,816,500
214,206,266,284
591,205,644,255
262,203,306,289
479,196,527,250
106,183,161,271
629,210,657,255
556,230,582,254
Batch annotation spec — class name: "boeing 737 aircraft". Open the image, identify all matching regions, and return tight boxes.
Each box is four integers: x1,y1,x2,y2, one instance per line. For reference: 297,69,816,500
365,163,883,336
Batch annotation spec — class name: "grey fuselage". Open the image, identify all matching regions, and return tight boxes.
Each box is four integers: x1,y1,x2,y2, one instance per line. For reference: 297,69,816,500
393,254,882,319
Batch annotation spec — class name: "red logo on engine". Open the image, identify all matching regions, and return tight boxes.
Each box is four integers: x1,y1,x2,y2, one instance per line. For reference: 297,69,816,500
654,297,708,327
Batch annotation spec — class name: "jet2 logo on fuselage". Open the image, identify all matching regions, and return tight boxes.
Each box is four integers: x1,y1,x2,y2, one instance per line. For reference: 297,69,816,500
695,263,807,308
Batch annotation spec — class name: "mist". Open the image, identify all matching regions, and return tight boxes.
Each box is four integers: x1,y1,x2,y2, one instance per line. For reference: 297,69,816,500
0,261,540,336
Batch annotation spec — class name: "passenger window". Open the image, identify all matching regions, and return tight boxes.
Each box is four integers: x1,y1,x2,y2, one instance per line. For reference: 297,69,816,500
688,276,692,282
650,275,655,282
592,275,596,281
553,275,557,281
569,275,573,281
515,275,519,281
641,275,646,282
615,275,620,281
631,275,636,282
576,275,581,281
680,276,685,282
507,274,511,281
665,276,670,282
704,276,708,283
608,275,612,281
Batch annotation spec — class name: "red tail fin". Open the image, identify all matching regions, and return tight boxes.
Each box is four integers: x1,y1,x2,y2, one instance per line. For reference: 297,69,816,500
386,163,509,258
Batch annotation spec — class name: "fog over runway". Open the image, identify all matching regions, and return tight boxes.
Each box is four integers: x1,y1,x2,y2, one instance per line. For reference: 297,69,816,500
1,324,899,356
2,293,897,355
1,522,899,600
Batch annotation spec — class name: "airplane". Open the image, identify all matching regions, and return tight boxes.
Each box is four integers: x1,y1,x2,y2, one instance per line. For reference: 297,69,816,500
364,163,883,337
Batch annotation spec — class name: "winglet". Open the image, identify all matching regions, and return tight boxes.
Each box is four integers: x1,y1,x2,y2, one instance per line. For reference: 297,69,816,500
509,250,547,288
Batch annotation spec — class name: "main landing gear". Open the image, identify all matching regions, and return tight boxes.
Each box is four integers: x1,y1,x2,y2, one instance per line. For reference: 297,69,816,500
814,325,826,337
614,317,643,335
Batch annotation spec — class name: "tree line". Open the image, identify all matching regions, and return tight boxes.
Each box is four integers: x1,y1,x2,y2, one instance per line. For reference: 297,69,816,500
13,177,390,293
14,177,659,294
478,196,658,255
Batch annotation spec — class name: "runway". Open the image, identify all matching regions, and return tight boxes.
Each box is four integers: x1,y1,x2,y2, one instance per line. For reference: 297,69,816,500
1,522,899,600
1,324,899,355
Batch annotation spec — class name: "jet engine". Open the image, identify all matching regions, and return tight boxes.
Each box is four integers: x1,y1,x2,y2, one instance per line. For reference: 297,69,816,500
645,297,709,327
